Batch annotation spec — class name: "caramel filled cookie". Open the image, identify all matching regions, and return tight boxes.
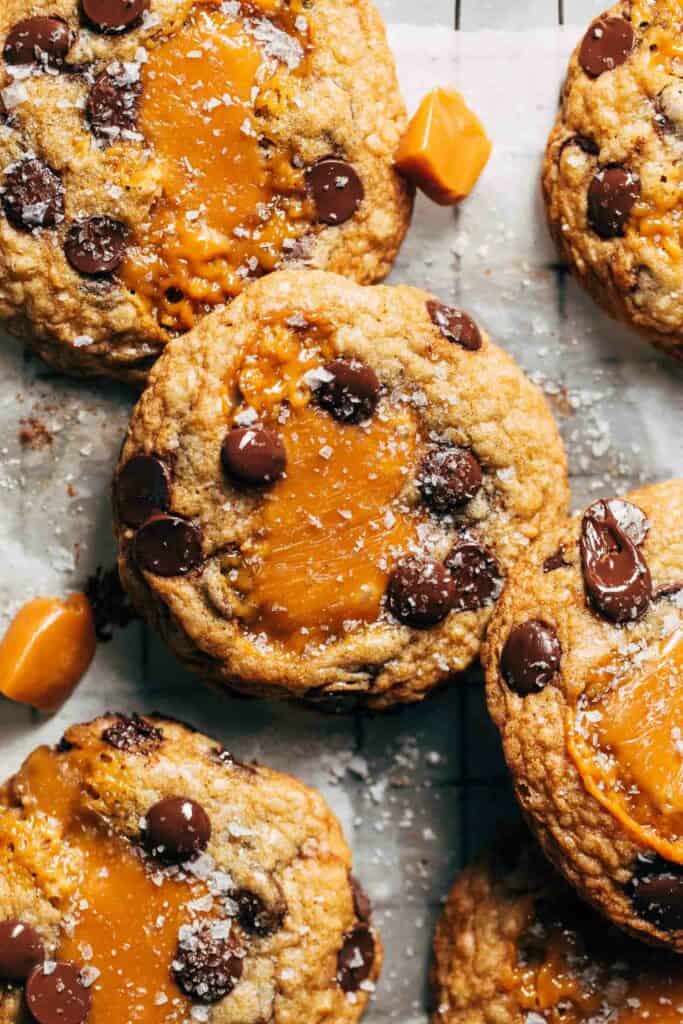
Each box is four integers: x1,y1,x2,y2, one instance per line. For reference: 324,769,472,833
432,833,683,1024
0,714,381,1023
484,479,683,950
543,1,683,361
0,0,411,381
113,270,568,709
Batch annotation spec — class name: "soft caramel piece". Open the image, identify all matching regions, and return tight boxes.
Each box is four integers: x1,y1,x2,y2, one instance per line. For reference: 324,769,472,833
16,746,201,1023
246,404,417,649
568,628,683,858
120,5,310,330
395,87,491,206
0,594,96,712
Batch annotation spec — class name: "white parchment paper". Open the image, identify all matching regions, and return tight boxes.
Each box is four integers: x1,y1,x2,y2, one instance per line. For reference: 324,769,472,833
0,24,681,1024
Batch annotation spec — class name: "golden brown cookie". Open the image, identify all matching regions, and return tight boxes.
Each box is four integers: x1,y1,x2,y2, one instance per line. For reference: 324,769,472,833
0,713,381,1023
0,0,412,381
431,832,683,1024
484,479,683,950
112,269,569,709
543,0,683,361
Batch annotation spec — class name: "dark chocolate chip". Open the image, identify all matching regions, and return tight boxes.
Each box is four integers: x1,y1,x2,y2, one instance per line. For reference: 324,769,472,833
446,541,503,612
101,713,163,753
81,0,149,33
0,921,44,982
350,876,372,923
560,134,600,158
337,925,375,993
64,215,127,275
587,166,640,240
2,158,64,231
604,498,649,546
501,620,562,696
313,358,380,425
386,558,455,629
134,514,202,577
84,565,137,641
145,795,211,862
426,300,482,351
417,445,482,514
579,17,635,78
543,547,569,573
580,499,652,623
626,854,683,931
25,963,91,1024
86,64,141,141
234,890,285,937
172,921,243,1003
3,17,71,67
115,454,171,528
307,158,364,225
221,426,286,486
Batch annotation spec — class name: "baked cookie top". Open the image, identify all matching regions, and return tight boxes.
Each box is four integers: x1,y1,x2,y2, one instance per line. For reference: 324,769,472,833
0,713,381,1024
0,0,411,381
543,0,683,360
431,833,683,1024
484,479,683,950
113,269,569,709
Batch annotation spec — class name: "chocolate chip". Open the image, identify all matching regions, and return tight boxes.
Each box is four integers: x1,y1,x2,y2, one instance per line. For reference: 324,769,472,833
86,64,141,141
81,0,149,33
172,921,243,1003
337,925,375,993
64,215,127,275
446,541,503,612
145,796,211,862
25,963,91,1024
307,158,364,225
386,558,455,629
656,82,683,135
0,921,44,982
426,300,482,351
221,426,286,486
314,358,380,424
604,498,649,547
543,547,569,573
134,514,202,577
626,854,683,931
501,620,562,696
655,581,683,602
580,499,652,623
3,17,71,67
115,454,171,528
234,890,285,937
579,17,635,78
2,158,64,231
417,445,482,514
350,876,372,923
560,134,600,158
101,713,163,753
587,166,640,240
84,565,137,640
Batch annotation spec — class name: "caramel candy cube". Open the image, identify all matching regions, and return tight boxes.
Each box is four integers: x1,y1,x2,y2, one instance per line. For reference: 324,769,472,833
395,87,492,205
0,594,96,712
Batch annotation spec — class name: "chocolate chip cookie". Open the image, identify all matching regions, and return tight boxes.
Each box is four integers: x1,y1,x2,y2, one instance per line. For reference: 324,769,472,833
543,0,683,361
431,832,683,1024
0,713,381,1023
0,0,411,381
113,269,569,709
484,479,683,950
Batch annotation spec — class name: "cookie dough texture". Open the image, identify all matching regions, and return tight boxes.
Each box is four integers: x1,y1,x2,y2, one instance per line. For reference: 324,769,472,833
0,0,411,382
0,713,381,1023
543,0,683,360
484,479,683,950
114,269,569,710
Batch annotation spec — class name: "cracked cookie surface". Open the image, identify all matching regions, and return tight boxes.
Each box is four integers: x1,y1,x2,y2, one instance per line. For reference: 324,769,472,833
543,0,683,361
431,833,683,1024
484,479,683,951
113,269,569,710
0,713,381,1024
0,0,411,381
